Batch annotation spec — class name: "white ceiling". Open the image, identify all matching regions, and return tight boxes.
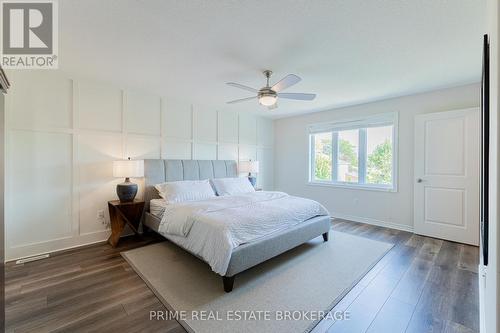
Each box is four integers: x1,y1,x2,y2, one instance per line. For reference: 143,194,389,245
59,0,485,119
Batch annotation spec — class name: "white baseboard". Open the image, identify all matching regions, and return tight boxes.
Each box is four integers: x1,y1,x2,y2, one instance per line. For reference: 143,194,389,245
331,212,414,233
6,230,111,262
7,228,138,262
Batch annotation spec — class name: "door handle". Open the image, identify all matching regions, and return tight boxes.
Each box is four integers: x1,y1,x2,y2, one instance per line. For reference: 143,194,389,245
417,178,425,183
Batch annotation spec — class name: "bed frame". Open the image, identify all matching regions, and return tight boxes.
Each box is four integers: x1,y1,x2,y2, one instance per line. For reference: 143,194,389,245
141,159,331,292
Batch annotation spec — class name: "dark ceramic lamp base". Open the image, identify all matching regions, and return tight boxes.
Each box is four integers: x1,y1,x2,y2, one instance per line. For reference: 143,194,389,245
116,178,138,202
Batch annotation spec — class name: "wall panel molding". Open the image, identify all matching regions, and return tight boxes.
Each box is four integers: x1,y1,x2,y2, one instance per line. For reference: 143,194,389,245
124,90,161,136
7,130,73,250
77,80,122,132
5,71,274,260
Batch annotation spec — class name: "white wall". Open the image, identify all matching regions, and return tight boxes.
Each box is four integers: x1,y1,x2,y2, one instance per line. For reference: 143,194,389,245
5,70,274,260
274,84,479,231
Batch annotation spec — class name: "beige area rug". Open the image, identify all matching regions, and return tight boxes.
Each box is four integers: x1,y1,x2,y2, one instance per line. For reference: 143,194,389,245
122,231,393,333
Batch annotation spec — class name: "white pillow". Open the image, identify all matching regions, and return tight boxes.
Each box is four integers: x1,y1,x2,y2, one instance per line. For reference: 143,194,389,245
155,179,216,203
211,177,256,196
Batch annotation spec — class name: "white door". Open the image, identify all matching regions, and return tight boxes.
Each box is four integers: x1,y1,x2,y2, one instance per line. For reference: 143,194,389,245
414,108,480,246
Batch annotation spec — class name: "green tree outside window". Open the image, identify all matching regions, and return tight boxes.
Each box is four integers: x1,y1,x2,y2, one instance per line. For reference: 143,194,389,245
367,140,392,184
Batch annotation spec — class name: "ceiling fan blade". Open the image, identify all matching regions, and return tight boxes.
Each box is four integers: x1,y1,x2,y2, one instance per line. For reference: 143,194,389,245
271,74,301,92
277,92,316,101
226,96,257,104
226,82,258,93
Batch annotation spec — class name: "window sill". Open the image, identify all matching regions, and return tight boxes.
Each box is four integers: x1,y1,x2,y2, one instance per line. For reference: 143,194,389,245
307,181,397,192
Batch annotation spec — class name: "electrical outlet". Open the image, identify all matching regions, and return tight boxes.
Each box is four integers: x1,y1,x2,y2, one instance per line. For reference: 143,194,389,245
97,209,105,223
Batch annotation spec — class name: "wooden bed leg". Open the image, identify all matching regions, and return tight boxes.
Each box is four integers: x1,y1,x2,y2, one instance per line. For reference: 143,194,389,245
322,232,329,242
223,276,235,292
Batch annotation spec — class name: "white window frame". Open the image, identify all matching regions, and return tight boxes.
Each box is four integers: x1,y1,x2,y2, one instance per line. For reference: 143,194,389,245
308,112,398,192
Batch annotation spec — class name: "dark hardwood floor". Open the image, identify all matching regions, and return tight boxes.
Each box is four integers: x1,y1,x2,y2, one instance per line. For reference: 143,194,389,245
5,220,479,333
313,220,479,333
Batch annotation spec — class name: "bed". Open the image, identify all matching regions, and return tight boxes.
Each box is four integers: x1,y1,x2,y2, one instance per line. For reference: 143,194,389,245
142,159,331,292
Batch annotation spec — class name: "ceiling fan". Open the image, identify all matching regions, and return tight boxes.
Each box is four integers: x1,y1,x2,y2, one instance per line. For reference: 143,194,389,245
226,70,316,109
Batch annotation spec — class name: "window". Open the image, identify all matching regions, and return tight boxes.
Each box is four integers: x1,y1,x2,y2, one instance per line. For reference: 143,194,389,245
337,129,359,182
313,132,332,181
309,113,397,191
366,125,393,185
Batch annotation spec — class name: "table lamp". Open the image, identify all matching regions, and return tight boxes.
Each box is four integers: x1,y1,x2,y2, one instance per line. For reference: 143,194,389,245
239,160,259,187
113,158,144,202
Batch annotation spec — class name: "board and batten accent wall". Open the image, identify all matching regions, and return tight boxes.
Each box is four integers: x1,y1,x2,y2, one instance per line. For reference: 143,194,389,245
274,83,479,231
5,70,274,260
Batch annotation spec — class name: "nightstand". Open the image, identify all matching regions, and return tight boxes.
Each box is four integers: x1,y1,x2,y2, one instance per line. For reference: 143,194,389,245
107,200,145,247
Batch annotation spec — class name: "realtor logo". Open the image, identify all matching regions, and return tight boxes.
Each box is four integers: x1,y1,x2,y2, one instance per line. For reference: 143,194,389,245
0,0,58,69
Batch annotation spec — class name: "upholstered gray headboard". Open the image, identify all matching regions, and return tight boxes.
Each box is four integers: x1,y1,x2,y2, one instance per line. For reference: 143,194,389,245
143,159,238,212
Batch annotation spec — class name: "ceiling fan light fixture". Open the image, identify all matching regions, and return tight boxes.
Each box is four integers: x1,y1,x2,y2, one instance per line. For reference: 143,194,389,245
258,95,277,106
226,70,315,109
258,88,277,106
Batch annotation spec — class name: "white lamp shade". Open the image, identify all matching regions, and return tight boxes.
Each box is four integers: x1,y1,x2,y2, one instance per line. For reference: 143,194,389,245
239,160,259,174
113,159,144,178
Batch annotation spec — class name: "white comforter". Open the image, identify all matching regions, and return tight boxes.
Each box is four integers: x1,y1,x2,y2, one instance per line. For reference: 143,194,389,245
158,191,329,275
